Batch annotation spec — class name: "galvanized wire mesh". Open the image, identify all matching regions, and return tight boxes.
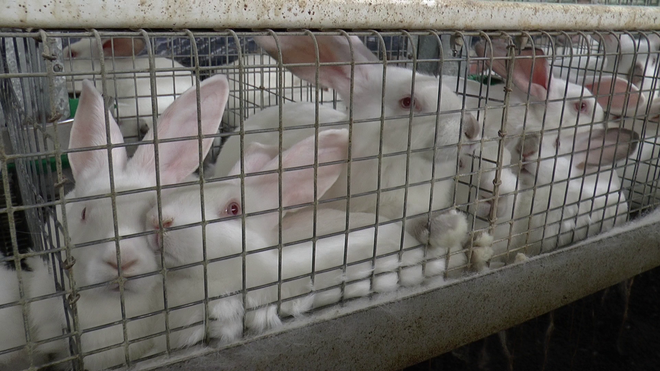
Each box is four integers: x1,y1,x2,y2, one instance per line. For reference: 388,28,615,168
0,29,658,370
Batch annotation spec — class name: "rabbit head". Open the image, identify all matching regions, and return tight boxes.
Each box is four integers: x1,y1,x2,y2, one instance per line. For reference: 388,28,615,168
253,34,480,163
146,129,349,273
474,39,642,133
65,74,228,295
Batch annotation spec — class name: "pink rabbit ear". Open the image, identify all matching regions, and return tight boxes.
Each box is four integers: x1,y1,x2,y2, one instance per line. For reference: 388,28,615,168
245,129,349,229
476,40,550,101
69,80,127,182
129,74,229,185
253,35,378,102
227,142,280,177
573,128,639,170
584,76,645,116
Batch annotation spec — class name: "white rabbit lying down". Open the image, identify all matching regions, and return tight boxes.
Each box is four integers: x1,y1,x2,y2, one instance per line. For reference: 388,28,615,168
213,34,482,273
63,37,195,140
0,75,229,369
468,128,638,269
145,129,475,347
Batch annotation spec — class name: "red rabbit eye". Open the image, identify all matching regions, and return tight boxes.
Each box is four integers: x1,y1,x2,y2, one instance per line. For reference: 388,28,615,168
400,96,412,109
225,201,241,216
574,101,588,113
400,96,421,111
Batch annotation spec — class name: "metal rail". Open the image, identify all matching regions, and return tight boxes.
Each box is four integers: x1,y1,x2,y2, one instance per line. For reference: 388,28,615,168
1,1,660,31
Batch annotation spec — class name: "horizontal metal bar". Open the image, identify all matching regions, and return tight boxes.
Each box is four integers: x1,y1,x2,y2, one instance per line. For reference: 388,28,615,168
136,210,660,371
2,1,660,30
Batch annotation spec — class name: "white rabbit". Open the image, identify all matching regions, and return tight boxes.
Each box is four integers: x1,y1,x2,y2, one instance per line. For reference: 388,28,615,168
470,128,638,268
63,37,195,140
582,35,660,207
0,256,66,369
145,129,466,347
0,75,229,370
212,34,482,271
222,54,343,128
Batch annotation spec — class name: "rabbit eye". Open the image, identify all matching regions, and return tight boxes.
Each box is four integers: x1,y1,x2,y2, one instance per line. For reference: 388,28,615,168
574,101,589,113
68,50,78,59
81,207,87,221
399,96,421,111
225,202,241,216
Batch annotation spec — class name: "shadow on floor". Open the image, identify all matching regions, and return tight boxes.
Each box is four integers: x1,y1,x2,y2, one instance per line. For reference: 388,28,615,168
406,265,660,371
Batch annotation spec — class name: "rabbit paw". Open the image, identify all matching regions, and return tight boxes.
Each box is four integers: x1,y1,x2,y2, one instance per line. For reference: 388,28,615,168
247,305,282,334
470,231,494,271
514,253,529,263
413,209,469,249
209,298,245,343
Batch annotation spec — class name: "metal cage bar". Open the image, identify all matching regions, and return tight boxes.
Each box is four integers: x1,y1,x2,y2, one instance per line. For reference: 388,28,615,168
0,25,659,371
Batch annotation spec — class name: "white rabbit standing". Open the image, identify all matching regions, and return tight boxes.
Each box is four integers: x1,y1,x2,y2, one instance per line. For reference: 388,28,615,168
470,128,638,268
63,38,195,140
212,34,481,271
145,129,473,347
0,75,228,370
223,54,343,128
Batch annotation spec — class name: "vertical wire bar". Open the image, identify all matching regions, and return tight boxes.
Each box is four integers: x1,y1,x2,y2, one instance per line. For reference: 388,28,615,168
338,31,356,299
190,28,210,346
425,30,446,275
249,30,267,327
396,29,418,279
305,30,321,304
37,30,70,366
90,30,131,368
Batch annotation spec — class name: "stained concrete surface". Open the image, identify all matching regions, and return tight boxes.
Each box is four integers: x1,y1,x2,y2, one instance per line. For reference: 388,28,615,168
406,266,660,371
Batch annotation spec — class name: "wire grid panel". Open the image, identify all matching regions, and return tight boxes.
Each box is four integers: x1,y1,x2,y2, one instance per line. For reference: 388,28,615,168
0,29,657,371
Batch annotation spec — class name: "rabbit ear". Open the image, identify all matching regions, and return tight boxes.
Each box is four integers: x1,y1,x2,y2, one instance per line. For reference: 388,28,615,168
599,33,621,53
227,142,280,177
573,128,639,169
101,38,146,57
129,75,228,185
476,40,550,101
69,80,128,182
255,129,348,210
254,35,379,101
584,76,645,116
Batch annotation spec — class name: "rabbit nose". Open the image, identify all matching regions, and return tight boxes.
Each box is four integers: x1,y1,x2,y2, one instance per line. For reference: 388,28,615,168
463,114,480,140
153,218,173,230
106,258,138,272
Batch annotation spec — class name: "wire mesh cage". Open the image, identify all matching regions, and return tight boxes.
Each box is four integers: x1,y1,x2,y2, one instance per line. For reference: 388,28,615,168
0,2,660,371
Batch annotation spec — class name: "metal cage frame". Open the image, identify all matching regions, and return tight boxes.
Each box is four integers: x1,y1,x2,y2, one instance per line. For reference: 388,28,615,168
0,2,660,370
